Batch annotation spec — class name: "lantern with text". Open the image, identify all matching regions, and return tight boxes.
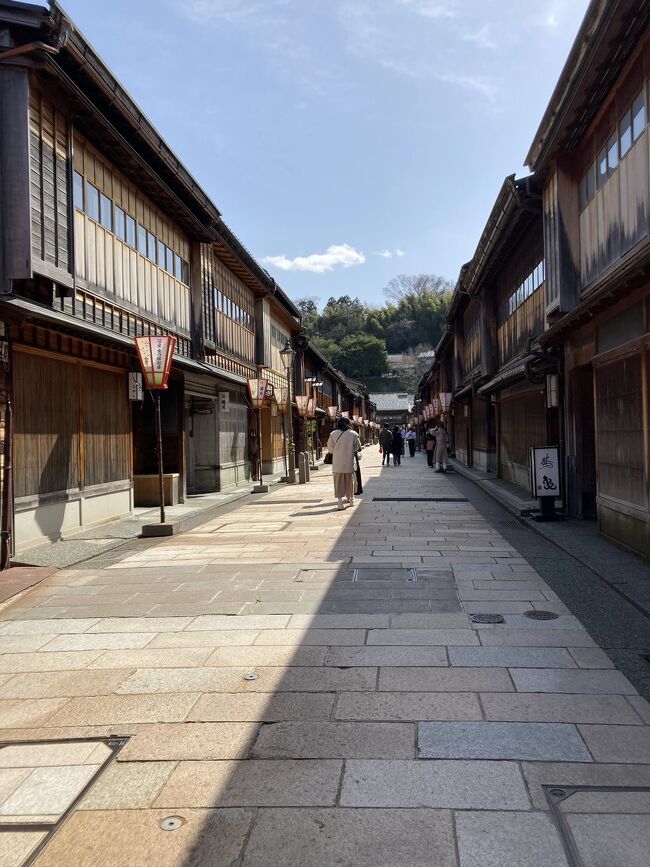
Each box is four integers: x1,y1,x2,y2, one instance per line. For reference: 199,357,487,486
248,378,269,487
307,398,317,419
341,411,350,419
274,386,289,412
295,395,310,417
439,392,452,412
327,405,338,420
134,335,177,526
432,398,441,416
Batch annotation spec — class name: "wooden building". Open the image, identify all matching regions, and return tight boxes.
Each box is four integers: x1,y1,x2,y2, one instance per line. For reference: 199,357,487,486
526,0,650,557
0,0,300,553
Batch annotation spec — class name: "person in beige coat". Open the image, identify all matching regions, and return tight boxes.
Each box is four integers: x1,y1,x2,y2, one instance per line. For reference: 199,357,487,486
327,417,362,510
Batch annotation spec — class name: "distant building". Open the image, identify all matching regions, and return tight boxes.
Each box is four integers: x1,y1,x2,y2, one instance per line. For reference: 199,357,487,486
370,393,412,426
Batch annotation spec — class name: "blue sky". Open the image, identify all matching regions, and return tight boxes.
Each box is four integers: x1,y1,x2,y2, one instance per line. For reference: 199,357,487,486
62,0,590,306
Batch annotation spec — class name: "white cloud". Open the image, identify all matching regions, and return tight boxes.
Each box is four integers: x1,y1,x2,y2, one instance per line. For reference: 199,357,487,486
374,248,405,259
397,0,457,19
462,24,496,50
437,71,501,104
535,0,569,31
263,243,366,273
180,0,289,24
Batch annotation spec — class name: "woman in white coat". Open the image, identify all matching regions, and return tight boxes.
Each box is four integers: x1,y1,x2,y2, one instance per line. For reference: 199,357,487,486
433,423,449,472
327,417,362,510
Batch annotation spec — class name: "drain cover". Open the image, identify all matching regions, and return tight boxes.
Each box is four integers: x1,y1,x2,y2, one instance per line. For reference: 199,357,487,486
524,609,559,620
470,613,504,624
160,816,184,831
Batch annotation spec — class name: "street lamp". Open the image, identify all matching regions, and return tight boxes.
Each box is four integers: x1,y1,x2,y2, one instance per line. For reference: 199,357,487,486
279,340,296,482
134,334,176,525
247,377,268,491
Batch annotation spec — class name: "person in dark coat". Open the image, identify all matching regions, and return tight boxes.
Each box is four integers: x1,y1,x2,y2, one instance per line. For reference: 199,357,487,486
425,429,436,468
391,426,403,466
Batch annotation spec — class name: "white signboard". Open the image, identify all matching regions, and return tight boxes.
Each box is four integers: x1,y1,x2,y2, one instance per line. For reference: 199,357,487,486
218,391,230,413
128,371,144,401
530,446,560,498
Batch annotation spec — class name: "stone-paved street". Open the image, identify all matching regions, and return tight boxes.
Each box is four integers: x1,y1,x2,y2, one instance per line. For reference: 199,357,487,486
0,449,649,866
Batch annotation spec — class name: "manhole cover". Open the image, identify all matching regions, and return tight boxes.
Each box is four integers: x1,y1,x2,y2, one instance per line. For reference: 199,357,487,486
545,785,650,867
0,736,127,866
524,609,559,620
470,613,504,624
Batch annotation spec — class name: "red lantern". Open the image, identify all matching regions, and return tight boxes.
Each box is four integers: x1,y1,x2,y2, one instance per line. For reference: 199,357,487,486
134,335,176,389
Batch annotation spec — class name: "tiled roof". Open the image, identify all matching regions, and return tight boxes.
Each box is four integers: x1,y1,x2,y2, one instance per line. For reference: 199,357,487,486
369,393,413,411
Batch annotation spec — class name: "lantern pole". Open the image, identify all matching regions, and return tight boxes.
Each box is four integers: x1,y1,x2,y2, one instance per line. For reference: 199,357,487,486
155,391,165,524
257,406,264,489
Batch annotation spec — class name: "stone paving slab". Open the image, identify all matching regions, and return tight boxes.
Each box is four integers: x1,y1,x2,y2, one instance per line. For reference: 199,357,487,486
325,646,448,666
334,691,483,721
448,646,576,668
339,759,530,809
367,628,479,645
240,808,457,867
188,692,336,722
154,759,342,807
379,666,514,692
251,722,415,759
510,668,637,694
480,692,645,724
455,811,569,867
577,724,650,762
418,721,592,762
77,761,176,810
47,693,200,726
477,627,597,647
118,722,259,761
31,807,254,867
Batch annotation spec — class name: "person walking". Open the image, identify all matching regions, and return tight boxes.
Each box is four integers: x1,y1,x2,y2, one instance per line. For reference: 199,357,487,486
378,424,393,466
425,429,436,468
327,417,362,509
391,425,403,467
406,428,416,458
433,423,450,472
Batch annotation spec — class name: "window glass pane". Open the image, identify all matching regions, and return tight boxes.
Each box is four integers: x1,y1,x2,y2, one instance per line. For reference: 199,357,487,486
182,260,189,285
73,171,84,210
138,225,147,255
597,148,607,187
586,163,595,201
619,109,632,157
99,193,112,231
114,206,126,241
86,182,99,221
632,89,646,140
158,240,166,267
126,215,136,248
607,132,618,171
165,247,173,273
147,231,156,262
174,254,182,280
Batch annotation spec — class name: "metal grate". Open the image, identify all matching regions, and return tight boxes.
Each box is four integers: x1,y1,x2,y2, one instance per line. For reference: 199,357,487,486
470,613,504,624
500,519,523,529
524,609,559,620
352,568,417,582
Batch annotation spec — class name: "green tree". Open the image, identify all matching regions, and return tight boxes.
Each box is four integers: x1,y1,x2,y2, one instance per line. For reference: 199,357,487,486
330,334,388,380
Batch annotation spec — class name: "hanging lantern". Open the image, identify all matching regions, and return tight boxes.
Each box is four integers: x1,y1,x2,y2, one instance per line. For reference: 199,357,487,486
247,377,269,409
274,385,289,412
341,411,350,418
295,395,310,417
134,335,176,389
432,397,441,415
439,392,452,411
306,398,316,419
327,405,338,420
